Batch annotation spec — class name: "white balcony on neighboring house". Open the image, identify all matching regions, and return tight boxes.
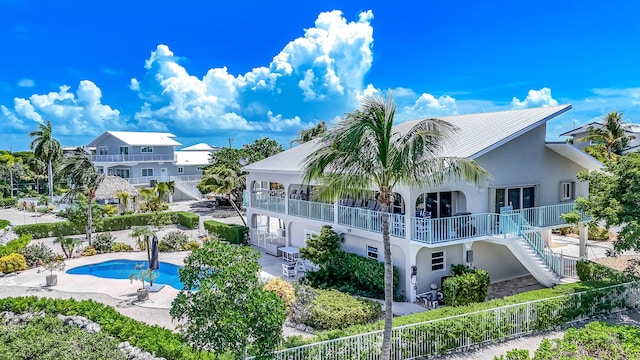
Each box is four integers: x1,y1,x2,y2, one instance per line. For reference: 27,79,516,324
90,154,177,164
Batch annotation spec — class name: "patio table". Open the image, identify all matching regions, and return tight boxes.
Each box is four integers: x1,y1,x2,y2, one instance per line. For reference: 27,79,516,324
280,246,300,264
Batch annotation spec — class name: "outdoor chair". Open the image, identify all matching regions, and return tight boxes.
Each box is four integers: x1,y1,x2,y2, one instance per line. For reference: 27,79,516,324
295,259,306,273
282,263,296,278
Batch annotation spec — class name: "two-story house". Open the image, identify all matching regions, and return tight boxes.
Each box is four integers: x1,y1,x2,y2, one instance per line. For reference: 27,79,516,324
86,131,216,201
243,104,601,302
560,121,640,153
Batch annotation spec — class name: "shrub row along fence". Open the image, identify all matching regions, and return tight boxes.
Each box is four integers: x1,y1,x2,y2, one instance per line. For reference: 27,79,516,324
250,281,640,360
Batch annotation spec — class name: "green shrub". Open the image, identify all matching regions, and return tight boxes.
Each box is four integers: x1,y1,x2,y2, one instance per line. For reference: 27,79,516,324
307,289,381,330
177,211,199,229
0,253,28,273
158,230,189,252
51,221,81,237
494,349,530,360
13,223,52,239
0,198,17,207
20,242,55,267
93,232,115,253
264,278,296,310
182,241,201,251
0,219,9,229
443,268,490,306
588,224,610,240
576,260,637,283
0,296,219,359
303,252,398,300
110,242,133,252
0,234,32,257
0,315,127,359
203,220,248,244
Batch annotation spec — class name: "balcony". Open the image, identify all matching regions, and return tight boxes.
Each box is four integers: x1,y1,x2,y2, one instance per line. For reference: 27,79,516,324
90,154,177,163
288,198,335,222
338,206,406,238
250,193,285,213
514,203,580,227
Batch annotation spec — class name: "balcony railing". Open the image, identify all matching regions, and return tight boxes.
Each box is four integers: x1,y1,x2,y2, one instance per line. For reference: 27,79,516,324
289,198,335,223
338,206,406,238
90,154,176,162
514,203,580,227
250,193,285,213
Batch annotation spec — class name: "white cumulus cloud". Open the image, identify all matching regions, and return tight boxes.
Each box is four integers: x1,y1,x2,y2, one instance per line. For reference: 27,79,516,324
130,10,375,136
511,87,558,108
1,81,122,136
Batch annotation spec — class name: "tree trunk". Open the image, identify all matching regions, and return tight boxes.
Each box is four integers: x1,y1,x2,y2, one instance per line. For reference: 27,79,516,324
229,193,247,226
379,201,393,360
47,160,54,202
87,198,93,246
9,168,13,198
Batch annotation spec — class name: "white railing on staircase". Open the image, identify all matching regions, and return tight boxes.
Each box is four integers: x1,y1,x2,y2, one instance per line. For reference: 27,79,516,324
172,178,203,200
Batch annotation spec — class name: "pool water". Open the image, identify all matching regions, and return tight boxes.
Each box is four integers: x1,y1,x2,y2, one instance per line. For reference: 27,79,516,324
66,259,185,290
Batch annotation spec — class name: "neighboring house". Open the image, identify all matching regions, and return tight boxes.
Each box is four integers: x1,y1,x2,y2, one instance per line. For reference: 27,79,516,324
243,104,601,302
560,122,640,153
86,132,216,201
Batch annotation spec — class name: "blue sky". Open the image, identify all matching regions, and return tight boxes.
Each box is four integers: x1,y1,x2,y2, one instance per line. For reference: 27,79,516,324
1,0,639,151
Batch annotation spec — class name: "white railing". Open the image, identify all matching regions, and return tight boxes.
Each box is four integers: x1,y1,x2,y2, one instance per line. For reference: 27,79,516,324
169,174,202,183
250,193,285,213
243,190,250,207
90,154,176,162
515,203,580,227
337,206,405,238
289,199,335,223
411,213,521,244
561,254,580,278
250,281,640,360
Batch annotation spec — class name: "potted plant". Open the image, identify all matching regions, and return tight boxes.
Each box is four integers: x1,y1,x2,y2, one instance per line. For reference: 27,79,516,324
44,257,65,286
129,263,158,301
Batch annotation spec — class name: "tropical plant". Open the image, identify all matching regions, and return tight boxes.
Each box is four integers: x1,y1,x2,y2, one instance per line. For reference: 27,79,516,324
29,120,62,201
59,148,106,245
170,239,286,359
93,232,115,253
44,256,65,275
114,190,130,213
199,166,247,225
0,151,20,198
27,157,47,197
290,120,327,147
129,262,158,290
299,225,341,268
20,242,55,267
53,236,81,258
578,111,635,160
129,226,154,251
301,92,490,359
155,181,175,202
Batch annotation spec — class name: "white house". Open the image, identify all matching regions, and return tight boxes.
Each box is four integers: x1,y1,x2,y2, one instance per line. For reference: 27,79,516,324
243,104,601,302
560,121,640,153
86,131,217,201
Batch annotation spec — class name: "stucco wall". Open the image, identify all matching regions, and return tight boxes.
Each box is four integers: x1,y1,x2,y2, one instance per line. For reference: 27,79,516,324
414,244,464,293
471,241,528,282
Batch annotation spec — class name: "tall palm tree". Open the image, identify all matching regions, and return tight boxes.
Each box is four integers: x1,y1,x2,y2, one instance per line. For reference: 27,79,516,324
200,166,247,226
27,157,47,196
29,121,62,201
0,152,19,198
302,93,490,360
59,148,105,246
579,111,634,160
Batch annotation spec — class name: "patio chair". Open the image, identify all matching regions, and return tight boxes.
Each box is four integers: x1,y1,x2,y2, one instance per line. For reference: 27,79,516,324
282,263,297,278
295,259,306,273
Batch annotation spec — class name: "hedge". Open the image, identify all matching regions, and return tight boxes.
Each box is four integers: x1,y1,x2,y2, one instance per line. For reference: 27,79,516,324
0,219,9,230
13,212,192,239
0,198,17,207
0,234,32,257
443,268,490,306
203,220,248,244
177,211,199,229
576,259,637,283
0,297,225,359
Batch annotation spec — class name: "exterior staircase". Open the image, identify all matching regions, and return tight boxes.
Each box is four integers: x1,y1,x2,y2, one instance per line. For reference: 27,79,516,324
172,179,202,201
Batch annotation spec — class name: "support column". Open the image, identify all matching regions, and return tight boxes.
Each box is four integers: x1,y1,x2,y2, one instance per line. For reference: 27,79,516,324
406,245,417,302
540,229,553,246
579,224,588,258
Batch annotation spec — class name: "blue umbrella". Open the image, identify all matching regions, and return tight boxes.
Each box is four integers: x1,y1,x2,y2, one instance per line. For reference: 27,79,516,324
148,235,160,286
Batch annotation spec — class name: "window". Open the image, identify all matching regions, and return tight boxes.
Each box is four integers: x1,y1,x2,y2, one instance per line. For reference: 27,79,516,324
431,251,445,271
141,146,153,153
98,146,108,155
97,168,104,174
119,146,129,155
177,167,184,174
367,245,378,260
560,181,575,201
141,168,153,177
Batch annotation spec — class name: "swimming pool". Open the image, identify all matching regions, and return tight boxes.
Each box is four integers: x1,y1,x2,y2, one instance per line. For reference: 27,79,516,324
66,259,185,290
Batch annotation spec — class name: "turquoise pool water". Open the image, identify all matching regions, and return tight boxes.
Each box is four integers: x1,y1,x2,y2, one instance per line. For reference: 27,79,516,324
66,259,185,290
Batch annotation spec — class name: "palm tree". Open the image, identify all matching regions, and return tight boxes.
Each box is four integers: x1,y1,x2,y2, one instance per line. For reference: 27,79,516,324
114,190,130,213
0,152,19,198
54,236,81,258
129,226,155,250
156,181,175,203
200,166,247,226
27,157,47,197
290,120,328,147
59,148,105,246
579,111,634,160
302,93,490,360
29,121,62,201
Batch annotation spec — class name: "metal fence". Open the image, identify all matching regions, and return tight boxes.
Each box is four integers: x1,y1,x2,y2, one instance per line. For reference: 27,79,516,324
249,281,640,360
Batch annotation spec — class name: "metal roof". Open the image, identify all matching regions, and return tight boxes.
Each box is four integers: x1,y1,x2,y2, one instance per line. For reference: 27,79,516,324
87,131,182,147
244,104,573,173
